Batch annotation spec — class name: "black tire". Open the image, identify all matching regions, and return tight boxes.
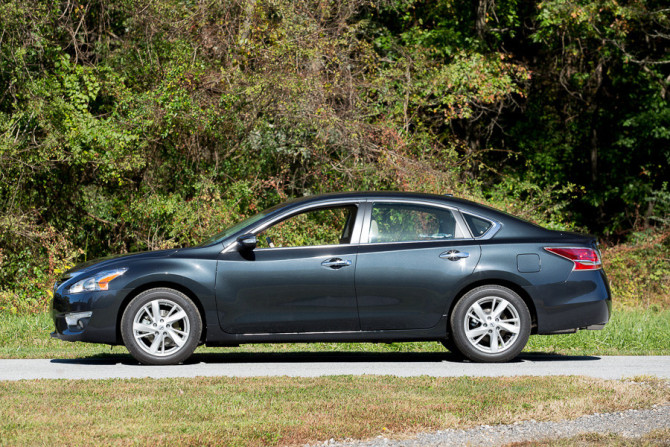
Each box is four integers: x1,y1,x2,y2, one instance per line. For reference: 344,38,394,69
450,285,531,363
121,288,202,365
440,335,464,358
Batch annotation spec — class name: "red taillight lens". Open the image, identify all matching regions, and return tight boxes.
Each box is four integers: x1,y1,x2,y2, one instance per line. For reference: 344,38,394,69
544,247,602,270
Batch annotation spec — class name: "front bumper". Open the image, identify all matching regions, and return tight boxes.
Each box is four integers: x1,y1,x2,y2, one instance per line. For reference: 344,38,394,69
51,289,122,344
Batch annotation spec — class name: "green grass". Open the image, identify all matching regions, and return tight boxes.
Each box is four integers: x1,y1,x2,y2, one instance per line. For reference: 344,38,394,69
525,308,670,356
1,308,668,359
0,376,668,446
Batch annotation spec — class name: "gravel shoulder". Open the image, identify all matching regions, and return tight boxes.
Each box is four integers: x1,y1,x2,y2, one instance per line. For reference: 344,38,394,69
315,405,670,447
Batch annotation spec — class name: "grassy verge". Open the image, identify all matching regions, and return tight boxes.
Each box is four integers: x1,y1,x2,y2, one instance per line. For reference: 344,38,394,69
525,308,670,356
1,308,668,359
0,376,668,446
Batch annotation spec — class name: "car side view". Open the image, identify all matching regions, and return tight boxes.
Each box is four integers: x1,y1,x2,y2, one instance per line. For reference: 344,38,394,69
51,192,611,364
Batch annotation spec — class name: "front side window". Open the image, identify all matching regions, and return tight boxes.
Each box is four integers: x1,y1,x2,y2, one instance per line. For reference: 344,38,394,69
369,203,466,243
256,205,357,248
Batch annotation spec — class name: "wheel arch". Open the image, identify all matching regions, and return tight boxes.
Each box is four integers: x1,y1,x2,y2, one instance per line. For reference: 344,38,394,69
116,282,207,344
447,279,538,335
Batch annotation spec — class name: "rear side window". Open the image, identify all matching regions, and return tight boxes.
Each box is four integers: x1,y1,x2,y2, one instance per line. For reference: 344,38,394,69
369,203,467,243
463,213,493,237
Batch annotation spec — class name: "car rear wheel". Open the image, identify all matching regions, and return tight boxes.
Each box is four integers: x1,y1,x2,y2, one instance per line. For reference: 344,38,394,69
450,285,530,363
121,288,202,365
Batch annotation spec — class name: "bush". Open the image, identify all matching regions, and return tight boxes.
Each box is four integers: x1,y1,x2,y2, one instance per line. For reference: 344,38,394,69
601,230,670,310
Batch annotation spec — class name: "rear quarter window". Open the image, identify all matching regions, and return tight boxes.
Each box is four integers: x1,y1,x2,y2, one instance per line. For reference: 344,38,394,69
463,214,493,237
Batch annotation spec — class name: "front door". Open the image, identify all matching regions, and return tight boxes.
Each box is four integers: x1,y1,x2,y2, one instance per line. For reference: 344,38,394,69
216,204,361,334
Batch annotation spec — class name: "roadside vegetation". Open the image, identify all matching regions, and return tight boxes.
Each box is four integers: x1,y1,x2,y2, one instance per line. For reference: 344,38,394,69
0,376,668,446
0,0,668,316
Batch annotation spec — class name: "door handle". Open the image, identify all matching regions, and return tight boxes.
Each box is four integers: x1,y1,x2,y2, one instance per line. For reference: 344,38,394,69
321,258,352,269
439,250,470,261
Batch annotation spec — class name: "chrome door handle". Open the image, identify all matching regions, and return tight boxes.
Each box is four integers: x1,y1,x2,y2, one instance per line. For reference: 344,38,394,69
439,250,470,261
321,258,352,269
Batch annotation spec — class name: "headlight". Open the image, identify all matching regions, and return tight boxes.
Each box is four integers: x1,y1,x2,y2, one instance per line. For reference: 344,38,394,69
69,268,128,294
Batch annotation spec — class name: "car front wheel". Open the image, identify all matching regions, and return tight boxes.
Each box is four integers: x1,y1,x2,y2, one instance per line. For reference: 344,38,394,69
450,285,531,363
121,288,202,365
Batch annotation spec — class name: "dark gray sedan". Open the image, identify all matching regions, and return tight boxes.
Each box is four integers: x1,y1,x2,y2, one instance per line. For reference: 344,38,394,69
51,192,611,364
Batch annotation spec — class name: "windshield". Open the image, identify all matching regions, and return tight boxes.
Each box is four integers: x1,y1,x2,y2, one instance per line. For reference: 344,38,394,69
198,209,273,246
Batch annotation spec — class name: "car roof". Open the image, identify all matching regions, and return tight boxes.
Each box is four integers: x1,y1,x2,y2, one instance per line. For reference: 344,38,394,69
283,190,464,204
280,191,498,216
277,191,556,238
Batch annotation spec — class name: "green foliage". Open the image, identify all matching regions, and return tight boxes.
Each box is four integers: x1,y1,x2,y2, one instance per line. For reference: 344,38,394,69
0,0,668,313
516,0,670,233
258,206,355,248
601,230,670,309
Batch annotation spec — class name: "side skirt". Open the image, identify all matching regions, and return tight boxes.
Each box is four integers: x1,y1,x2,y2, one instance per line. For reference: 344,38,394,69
205,316,449,347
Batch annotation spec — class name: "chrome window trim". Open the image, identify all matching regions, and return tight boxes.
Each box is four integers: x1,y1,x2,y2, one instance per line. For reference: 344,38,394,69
359,238,476,248
254,244,358,252
220,197,502,254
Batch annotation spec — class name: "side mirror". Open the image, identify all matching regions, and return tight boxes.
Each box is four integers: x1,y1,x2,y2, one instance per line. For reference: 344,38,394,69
237,234,257,250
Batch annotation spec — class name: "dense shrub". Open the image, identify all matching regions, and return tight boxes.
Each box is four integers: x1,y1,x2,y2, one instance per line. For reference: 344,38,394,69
601,230,670,309
0,0,667,313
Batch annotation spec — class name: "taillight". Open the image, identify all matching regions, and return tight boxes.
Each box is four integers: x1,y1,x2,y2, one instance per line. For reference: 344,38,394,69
544,247,602,270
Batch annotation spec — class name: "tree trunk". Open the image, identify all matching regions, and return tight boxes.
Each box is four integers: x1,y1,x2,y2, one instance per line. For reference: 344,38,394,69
475,0,491,39
239,0,257,44
590,127,598,183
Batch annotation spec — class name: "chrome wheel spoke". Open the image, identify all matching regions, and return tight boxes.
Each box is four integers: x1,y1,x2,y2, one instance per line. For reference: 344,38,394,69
499,333,510,349
165,328,186,347
165,306,178,319
498,321,520,334
135,332,154,341
491,300,508,319
471,303,488,323
171,327,187,337
466,327,488,339
148,334,162,354
466,309,482,324
165,311,187,325
150,301,161,323
134,322,155,334
489,331,498,352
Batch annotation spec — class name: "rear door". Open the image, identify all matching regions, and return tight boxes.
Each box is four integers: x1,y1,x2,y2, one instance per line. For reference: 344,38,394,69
355,201,481,331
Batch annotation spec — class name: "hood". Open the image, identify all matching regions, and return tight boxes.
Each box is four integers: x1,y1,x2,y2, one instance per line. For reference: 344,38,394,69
63,249,180,278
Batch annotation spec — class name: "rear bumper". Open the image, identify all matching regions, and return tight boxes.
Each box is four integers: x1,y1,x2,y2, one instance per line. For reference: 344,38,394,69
527,269,612,334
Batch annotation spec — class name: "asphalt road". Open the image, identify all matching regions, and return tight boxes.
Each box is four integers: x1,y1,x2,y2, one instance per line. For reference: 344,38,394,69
1,353,669,381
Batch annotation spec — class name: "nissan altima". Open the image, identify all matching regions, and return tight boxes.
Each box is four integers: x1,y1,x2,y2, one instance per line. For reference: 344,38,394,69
51,192,611,364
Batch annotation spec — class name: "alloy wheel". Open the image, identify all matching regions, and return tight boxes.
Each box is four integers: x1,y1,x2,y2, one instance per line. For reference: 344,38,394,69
462,296,521,354
132,299,191,357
